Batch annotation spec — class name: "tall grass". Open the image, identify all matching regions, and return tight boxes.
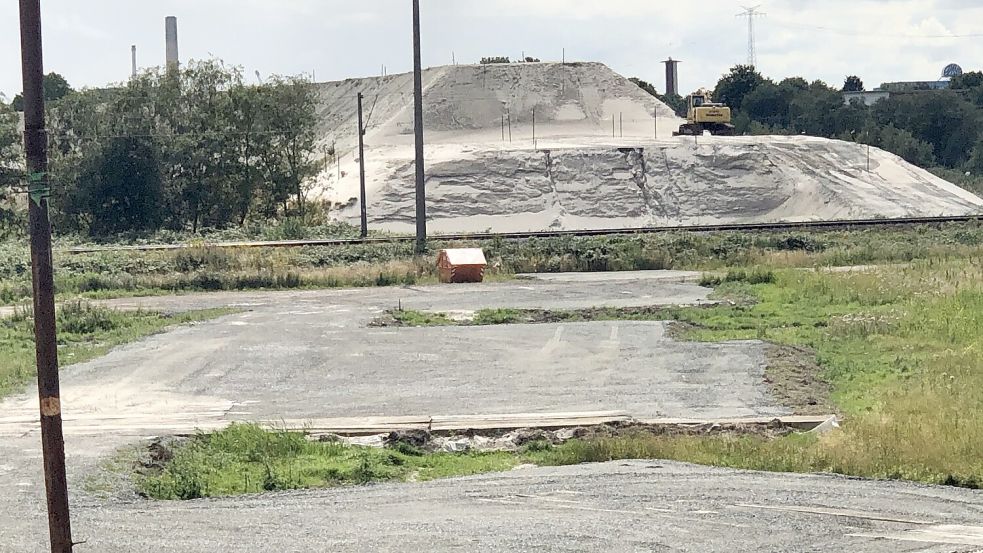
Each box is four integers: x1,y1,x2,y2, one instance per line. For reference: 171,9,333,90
675,256,983,486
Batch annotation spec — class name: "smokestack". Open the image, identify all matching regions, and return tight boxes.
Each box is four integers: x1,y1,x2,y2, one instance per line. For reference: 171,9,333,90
662,57,681,96
165,16,179,70
131,45,137,78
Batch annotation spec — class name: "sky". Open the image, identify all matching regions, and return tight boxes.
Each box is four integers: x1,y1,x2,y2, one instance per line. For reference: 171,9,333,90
1,0,982,100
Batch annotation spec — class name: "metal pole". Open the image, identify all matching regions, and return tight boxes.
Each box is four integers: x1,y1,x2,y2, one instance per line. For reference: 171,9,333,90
357,92,368,238
19,1,73,551
507,109,512,143
612,116,615,138
501,115,505,142
412,0,427,254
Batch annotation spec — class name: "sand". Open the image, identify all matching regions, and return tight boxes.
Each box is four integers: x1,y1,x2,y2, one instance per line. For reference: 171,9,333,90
309,62,983,233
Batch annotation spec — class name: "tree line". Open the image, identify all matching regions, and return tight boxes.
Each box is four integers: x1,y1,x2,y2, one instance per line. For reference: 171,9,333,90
0,61,321,236
635,65,983,180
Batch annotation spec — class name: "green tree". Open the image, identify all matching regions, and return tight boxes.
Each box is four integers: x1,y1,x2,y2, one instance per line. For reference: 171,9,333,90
0,101,22,233
876,125,936,167
873,93,981,167
842,75,865,92
950,71,983,90
45,59,320,234
11,72,73,111
76,136,164,236
630,77,688,117
966,139,983,176
742,81,789,128
712,65,765,111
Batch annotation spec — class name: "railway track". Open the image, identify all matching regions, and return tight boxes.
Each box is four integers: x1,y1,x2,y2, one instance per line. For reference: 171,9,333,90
66,215,981,254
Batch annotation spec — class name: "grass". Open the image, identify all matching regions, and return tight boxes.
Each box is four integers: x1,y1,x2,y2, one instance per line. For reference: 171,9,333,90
138,424,519,500
0,302,235,397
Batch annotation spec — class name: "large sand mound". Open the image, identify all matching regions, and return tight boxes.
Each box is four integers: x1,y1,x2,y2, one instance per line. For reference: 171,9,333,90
311,62,983,233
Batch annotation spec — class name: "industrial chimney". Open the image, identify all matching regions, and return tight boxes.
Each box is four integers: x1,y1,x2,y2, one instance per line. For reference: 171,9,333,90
165,16,179,70
662,57,681,97
131,45,137,78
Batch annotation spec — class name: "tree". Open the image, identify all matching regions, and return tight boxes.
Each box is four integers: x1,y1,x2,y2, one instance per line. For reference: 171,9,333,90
966,139,983,176
742,82,790,129
842,76,864,92
713,65,765,111
11,72,72,111
950,71,983,90
44,59,321,234
76,136,164,236
876,125,936,166
0,101,22,233
630,77,687,116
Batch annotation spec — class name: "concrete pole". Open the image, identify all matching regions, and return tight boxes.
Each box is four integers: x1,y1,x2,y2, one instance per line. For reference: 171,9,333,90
18,0,74,550
412,0,427,253
131,45,137,78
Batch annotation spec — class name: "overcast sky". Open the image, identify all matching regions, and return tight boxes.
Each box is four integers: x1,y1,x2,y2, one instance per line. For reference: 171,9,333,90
1,0,981,100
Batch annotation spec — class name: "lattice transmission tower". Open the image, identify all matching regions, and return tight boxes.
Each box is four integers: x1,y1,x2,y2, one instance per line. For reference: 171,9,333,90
737,5,766,68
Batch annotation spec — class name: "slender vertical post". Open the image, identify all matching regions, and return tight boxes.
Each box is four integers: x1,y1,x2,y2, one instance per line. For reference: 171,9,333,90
19,1,73,552
131,44,137,78
612,116,615,137
357,92,368,238
532,108,536,148
620,113,623,138
501,114,505,142
507,109,512,143
562,48,566,64
412,0,426,254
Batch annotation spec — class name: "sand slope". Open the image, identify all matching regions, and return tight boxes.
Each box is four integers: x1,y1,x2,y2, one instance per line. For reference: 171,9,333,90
310,62,983,233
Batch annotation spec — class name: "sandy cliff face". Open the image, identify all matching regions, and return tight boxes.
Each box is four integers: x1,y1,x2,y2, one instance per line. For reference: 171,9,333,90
308,62,983,233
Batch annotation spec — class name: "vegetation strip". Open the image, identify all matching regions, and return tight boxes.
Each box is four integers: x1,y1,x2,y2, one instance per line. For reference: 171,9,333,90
2,220,981,306
64,215,983,254
0,303,235,397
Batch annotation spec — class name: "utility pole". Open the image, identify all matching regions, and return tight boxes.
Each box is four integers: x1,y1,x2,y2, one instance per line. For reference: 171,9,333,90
357,92,368,238
19,1,73,551
412,0,426,254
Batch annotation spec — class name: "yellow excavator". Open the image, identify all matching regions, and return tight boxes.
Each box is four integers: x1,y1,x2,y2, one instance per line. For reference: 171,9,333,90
673,88,735,136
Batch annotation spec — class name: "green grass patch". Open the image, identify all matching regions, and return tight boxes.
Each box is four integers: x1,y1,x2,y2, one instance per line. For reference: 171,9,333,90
389,309,455,326
0,303,235,397
138,424,519,500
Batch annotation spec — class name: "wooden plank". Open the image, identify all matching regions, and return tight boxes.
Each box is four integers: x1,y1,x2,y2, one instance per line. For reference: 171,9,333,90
636,416,836,430
430,411,631,431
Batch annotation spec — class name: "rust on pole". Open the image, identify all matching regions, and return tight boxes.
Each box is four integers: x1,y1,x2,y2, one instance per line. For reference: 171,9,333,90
19,0,74,551
357,92,368,238
412,0,427,254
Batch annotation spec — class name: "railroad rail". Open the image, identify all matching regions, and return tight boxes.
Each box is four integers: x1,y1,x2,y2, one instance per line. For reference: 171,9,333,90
66,215,981,254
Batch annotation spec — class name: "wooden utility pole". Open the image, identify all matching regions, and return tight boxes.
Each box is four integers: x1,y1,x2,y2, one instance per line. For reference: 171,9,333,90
19,0,74,551
357,92,368,238
412,0,427,254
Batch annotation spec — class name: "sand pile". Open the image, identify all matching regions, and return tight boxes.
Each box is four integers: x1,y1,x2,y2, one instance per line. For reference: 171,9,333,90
311,62,983,233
